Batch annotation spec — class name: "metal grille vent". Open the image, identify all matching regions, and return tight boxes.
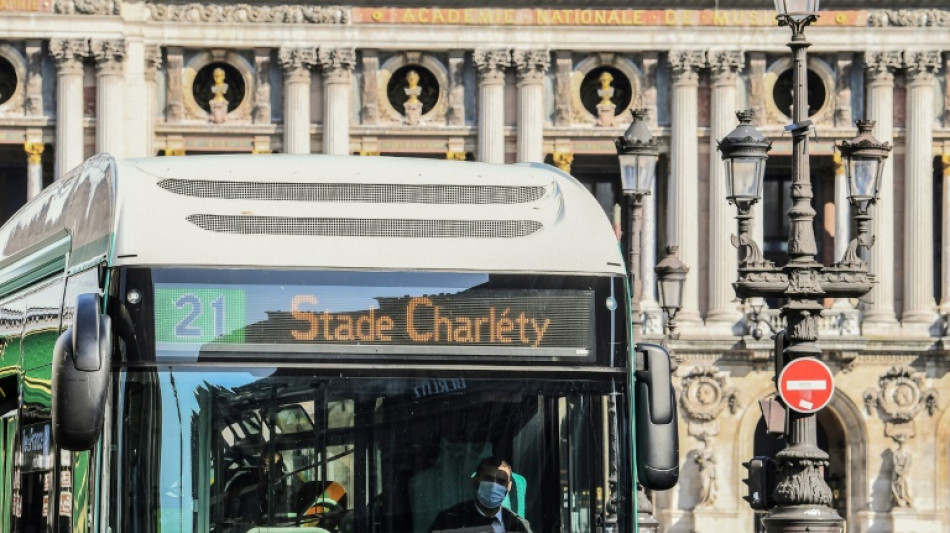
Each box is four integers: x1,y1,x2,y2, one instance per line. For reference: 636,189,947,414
186,214,542,238
159,179,546,204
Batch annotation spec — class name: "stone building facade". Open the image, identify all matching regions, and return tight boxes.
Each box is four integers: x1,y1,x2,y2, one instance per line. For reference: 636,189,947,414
1,1,950,532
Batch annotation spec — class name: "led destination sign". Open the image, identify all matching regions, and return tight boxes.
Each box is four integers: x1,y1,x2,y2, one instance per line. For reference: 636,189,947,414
154,283,595,356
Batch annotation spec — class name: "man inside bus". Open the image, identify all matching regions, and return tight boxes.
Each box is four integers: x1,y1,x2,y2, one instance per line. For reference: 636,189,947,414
429,456,532,533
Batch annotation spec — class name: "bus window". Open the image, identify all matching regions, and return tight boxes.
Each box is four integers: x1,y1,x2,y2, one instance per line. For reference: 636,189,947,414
112,368,629,533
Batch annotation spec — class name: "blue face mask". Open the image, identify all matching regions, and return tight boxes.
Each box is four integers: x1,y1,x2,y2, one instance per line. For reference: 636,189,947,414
476,480,508,509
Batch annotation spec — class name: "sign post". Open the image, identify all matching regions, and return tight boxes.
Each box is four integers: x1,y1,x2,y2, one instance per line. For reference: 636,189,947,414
777,357,835,414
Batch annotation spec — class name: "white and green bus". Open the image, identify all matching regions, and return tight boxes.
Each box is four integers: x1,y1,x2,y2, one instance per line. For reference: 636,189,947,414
0,154,677,533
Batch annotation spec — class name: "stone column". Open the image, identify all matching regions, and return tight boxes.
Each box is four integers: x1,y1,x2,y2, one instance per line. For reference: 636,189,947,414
474,49,511,164
144,46,162,157
706,50,744,327
862,51,902,330
49,39,88,178
279,47,317,154
513,49,549,163
24,142,44,200
318,48,355,156
902,51,941,326
90,39,126,157
668,50,705,325
941,154,950,311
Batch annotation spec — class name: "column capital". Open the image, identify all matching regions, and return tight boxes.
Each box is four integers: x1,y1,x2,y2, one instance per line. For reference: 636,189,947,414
707,50,744,83
24,142,44,165
668,50,705,84
144,45,162,82
279,47,317,82
446,151,467,161
864,51,902,82
90,39,126,76
474,48,511,84
512,49,550,85
49,38,88,75
903,50,942,82
317,47,356,84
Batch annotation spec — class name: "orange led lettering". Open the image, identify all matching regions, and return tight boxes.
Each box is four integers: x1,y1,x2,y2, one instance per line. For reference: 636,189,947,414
496,308,513,343
407,297,434,341
291,295,320,341
377,316,394,341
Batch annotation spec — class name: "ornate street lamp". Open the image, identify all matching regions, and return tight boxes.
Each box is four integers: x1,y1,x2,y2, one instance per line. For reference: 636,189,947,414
615,109,659,335
655,245,689,340
717,110,772,266
613,108,661,533
717,3,889,532
834,120,892,267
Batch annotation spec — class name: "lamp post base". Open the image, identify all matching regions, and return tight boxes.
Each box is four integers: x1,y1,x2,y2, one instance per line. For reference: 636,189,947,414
761,504,844,533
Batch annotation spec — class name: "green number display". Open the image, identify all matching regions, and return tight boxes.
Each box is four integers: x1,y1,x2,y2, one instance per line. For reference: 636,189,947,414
155,288,246,344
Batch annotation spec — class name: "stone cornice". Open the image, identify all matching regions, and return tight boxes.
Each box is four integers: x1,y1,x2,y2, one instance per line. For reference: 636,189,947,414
512,49,550,84
146,3,348,24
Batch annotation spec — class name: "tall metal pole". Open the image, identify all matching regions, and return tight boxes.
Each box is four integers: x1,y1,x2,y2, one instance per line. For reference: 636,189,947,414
763,18,843,533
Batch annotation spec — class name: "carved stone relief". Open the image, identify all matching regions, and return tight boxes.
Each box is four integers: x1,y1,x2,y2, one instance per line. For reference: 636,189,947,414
166,47,184,122
54,0,120,15
679,366,739,441
0,44,27,117
747,52,767,127
24,40,43,117
146,3,348,24
868,10,950,27
446,51,465,126
360,50,380,125
571,53,642,126
90,39,127,76
553,51,572,127
863,366,939,509
764,55,835,127
252,48,271,124
377,52,448,126
181,50,255,123
640,52,659,125
834,53,852,127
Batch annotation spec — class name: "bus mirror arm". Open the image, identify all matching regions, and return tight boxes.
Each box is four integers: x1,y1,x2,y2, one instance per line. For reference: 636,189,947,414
52,293,113,451
633,343,680,491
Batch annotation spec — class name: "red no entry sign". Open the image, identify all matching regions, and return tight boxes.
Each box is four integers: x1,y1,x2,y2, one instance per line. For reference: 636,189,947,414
778,357,835,414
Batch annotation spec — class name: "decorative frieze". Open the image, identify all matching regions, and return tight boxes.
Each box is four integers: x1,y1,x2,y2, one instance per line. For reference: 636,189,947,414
90,39,126,75
868,9,950,27
54,0,120,15
146,3,348,24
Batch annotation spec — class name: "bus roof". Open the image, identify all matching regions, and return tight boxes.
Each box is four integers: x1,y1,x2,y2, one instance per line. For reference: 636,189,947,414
1,154,625,277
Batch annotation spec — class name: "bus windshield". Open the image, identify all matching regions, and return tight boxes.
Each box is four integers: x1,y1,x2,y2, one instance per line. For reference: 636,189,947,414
111,368,632,533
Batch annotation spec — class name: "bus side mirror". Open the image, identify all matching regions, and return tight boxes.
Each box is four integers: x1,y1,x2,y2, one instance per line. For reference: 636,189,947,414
52,293,113,451
634,343,679,491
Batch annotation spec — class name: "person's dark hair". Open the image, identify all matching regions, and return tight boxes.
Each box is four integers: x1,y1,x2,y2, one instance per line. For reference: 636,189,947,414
476,456,511,473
